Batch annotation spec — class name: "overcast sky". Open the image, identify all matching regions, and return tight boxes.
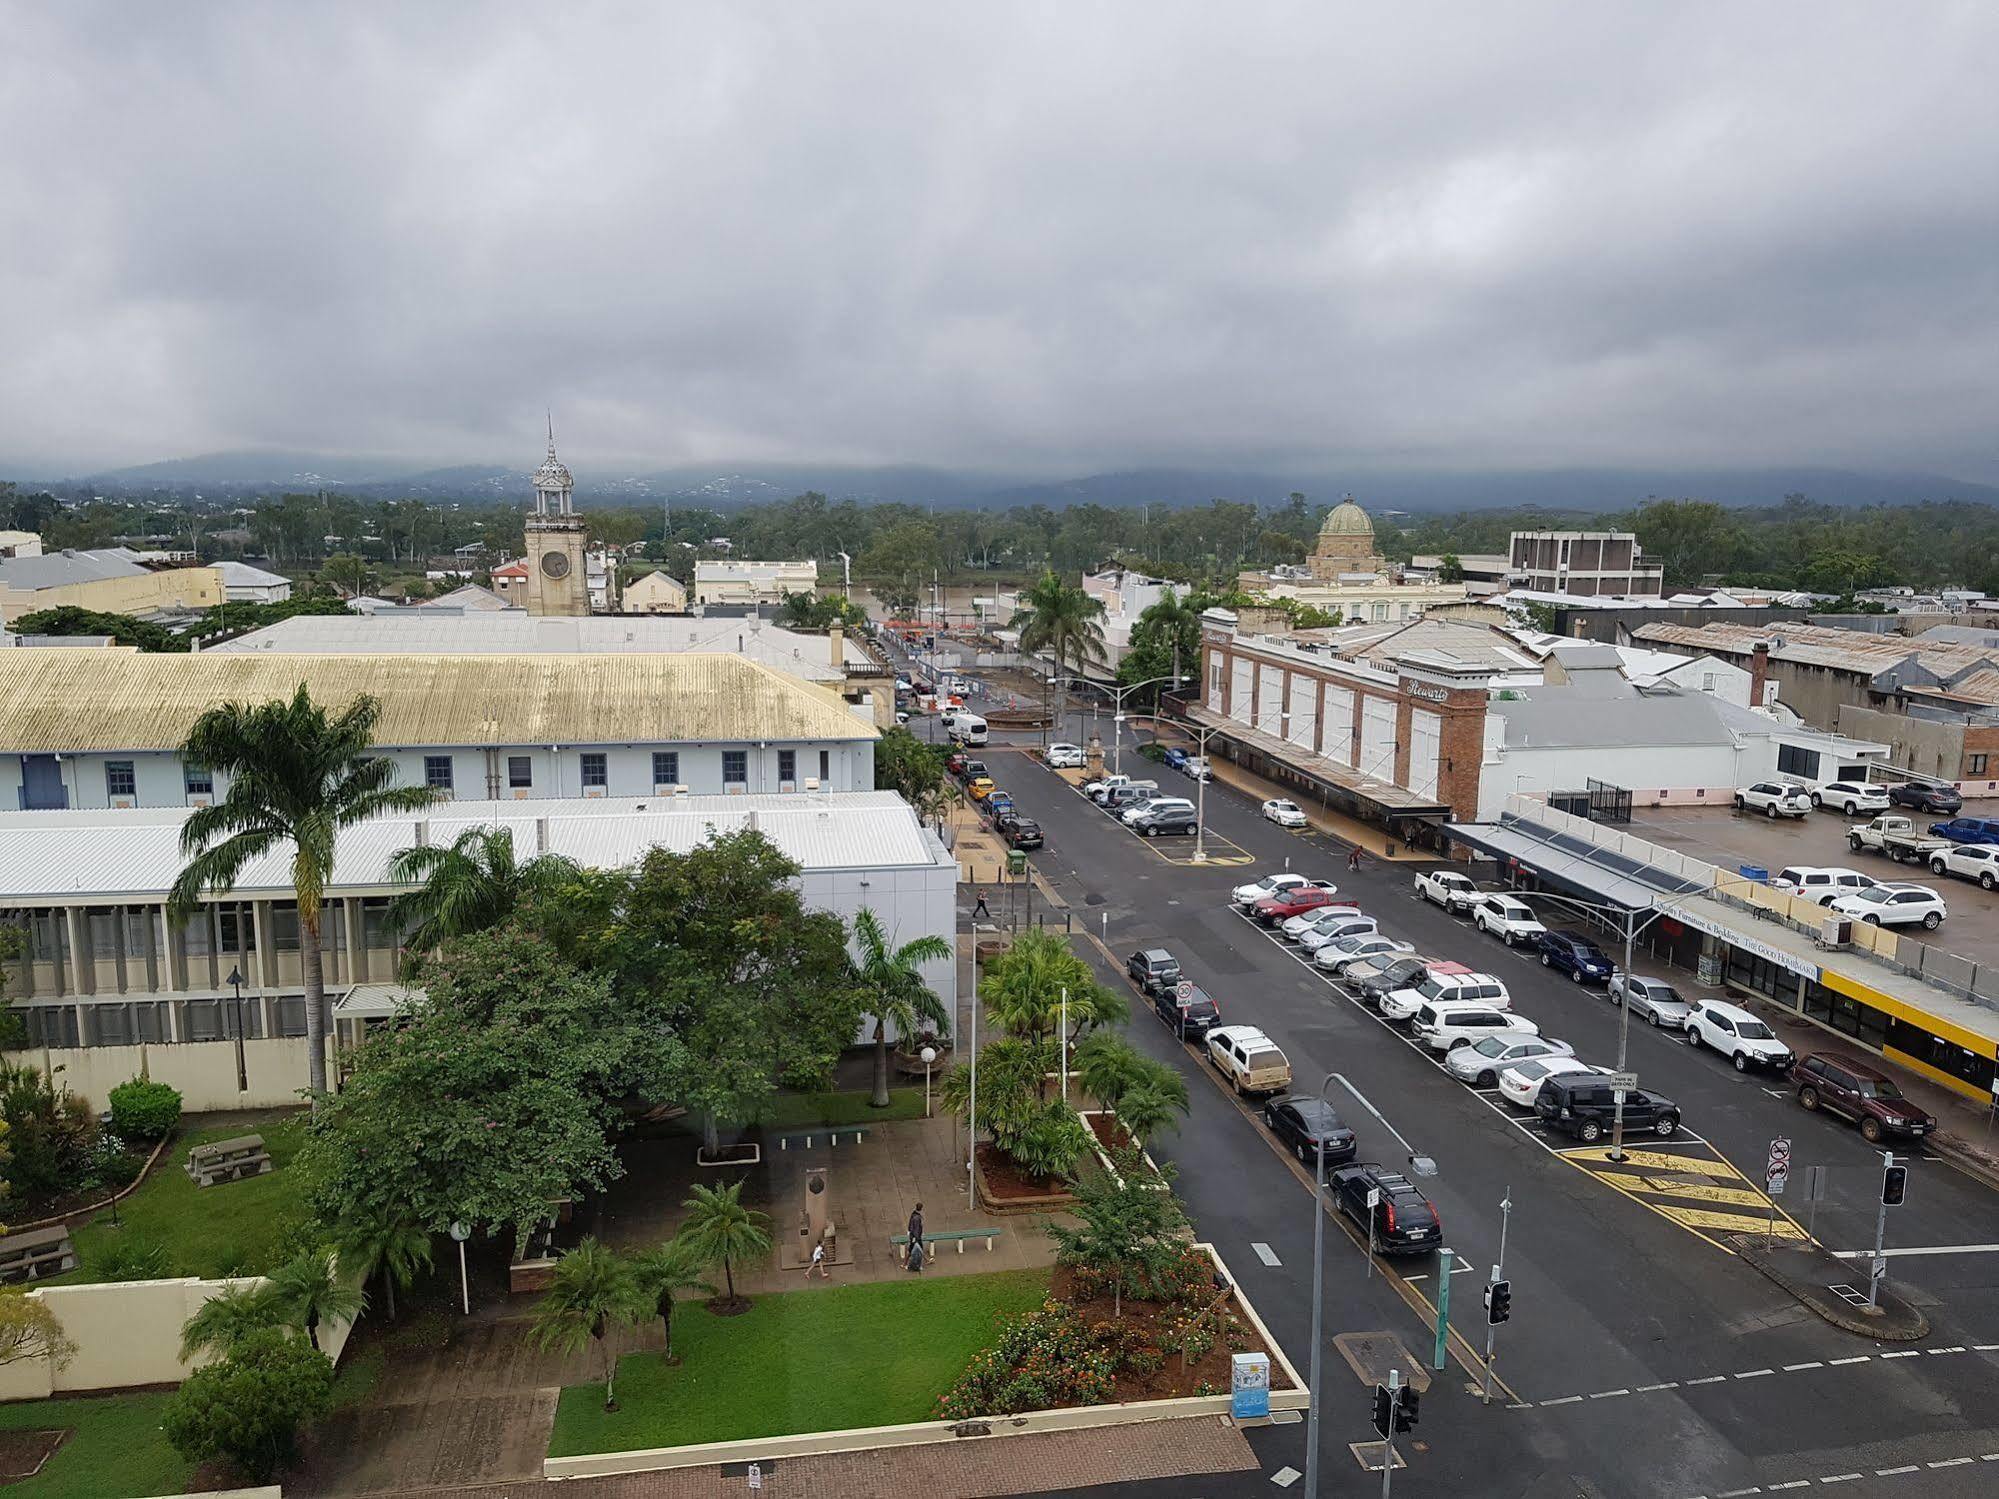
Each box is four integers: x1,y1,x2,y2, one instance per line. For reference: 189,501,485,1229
4,2,1997,480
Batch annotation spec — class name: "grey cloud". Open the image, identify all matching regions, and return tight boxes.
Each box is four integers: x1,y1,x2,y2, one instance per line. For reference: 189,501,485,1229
2,1,1997,479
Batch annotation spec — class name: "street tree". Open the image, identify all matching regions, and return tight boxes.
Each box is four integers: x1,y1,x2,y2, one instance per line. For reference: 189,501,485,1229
679,1181,773,1313
982,929,1127,1054
873,725,952,822
628,1236,715,1366
1049,1154,1189,1316
1011,570,1108,732
849,908,952,1109
334,1207,434,1322
528,1238,644,1411
170,687,440,1101
267,1252,365,1353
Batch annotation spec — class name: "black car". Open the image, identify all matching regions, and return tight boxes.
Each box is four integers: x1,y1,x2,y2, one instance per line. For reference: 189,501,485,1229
1537,930,1613,984
1263,1095,1357,1167
1330,1164,1443,1255
1890,781,1963,814
1126,948,1182,995
1130,805,1198,837
1535,1074,1681,1142
953,758,990,785
1153,982,1222,1039
1355,955,1432,1002
1000,817,1044,850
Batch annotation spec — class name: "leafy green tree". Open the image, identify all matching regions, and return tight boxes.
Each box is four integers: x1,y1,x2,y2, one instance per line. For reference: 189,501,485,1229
387,825,583,969
875,583,920,617
938,1036,1088,1181
334,1207,433,1322
267,1252,365,1353
981,929,1127,1054
629,1237,715,1366
0,1290,76,1371
162,1327,334,1483
858,519,943,587
0,929,25,1049
1012,570,1109,731
528,1238,644,1411
849,908,952,1109
179,1282,285,1363
8,606,187,652
1436,552,1465,583
1631,499,1740,586
170,687,441,1101
679,1181,773,1311
1111,1080,1186,1147
1116,587,1201,708
1049,1153,1189,1316
873,725,952,822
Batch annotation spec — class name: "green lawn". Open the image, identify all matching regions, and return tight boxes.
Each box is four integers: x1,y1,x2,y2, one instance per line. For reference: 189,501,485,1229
48,1115,308,1284
764,1087,929,1128
0,1392,188,1499
547,1268,1048,1456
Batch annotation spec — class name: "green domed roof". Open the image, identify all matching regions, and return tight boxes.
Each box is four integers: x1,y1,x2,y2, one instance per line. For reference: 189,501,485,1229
1318,499,1373,537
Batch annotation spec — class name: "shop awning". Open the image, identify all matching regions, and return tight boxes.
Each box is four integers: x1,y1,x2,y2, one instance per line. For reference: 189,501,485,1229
1185,705,1449,817
1442,815,1706,914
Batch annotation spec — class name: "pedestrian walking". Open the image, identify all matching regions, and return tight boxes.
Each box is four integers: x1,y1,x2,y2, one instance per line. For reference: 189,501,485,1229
906,1202,926,1273
973,890,992,921
1347,845,1363,873
809,1240,830,1280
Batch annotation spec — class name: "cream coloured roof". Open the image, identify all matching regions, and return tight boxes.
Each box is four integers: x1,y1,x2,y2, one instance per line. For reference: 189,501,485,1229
0,650,876,753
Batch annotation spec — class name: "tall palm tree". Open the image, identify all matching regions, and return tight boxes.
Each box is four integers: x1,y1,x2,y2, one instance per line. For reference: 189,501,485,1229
849,908,953,1109
528,1238,644,1411
334,1208,434,1322
1011,570,1108,744
387,824,582,969
179,1280,285,1362
169,686,440,1101
679,1181,772,1313
267,1251,366,1353
628,1237,715,1366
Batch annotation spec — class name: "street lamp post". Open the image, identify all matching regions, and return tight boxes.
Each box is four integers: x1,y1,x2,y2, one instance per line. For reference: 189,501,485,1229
449,1220,472,1314
225,964,248,1093
1045,672,1186,776
920,1044,938,1118
967,920,983,1209
1306,1073,1436,1499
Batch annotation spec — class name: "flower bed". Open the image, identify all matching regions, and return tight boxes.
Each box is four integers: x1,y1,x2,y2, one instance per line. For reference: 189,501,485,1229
1078,1111,1167,1190
973,1143,1076,1213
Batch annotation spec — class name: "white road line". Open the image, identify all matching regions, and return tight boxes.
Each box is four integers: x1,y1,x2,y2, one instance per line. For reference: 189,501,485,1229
1831,1244,1999,1258
1976,1344,1999,1351
1817,1475,1863,1485
1767,1484,1811,1492
1930,1457,1974,1468
1829,1355,1872,1366
1589,1389,1631,1399
1718,1487,1762,1497
1880,1350,1920,1359
1539,1395,1584,1406
1636,1381,1679,1392
1874,1466,1919,1476
1251,1241,1282,1267
1782,1361,1823,1371
1734,1368,1774,1379
1685,1375,1729,1386
1929,1346,1966,1354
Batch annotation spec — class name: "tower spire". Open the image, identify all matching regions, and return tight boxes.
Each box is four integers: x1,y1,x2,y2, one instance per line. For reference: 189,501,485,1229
546,408,555,454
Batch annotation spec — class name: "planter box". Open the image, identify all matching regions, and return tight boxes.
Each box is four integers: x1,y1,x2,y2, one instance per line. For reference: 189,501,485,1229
1078,1110,1168,1191
973,1143,1076,1215
697,1142,762,1168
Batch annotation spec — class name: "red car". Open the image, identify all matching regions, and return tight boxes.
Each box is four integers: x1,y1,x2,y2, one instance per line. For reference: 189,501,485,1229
946,752,967,776
1253,886,1348,926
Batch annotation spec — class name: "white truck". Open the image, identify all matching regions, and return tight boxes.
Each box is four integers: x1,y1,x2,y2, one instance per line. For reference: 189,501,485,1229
1847,815,1951,866
1414,869,1482,914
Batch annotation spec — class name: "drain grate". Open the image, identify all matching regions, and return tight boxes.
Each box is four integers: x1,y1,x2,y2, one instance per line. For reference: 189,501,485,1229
1828,1283,1871,1307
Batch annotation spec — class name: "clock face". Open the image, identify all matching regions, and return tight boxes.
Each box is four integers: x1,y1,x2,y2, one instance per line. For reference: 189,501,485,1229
540,550,572,579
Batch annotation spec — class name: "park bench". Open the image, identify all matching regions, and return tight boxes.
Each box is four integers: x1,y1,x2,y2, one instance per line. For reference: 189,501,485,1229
0,1225,77,1283
184,1134,273,1187
889,1228,1001,1255
773,1126,869,1151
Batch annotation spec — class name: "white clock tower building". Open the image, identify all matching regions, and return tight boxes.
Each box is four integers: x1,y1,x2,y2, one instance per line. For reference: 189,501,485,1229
523,426,589,617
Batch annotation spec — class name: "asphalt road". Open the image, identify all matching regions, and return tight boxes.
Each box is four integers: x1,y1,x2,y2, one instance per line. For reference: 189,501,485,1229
942,720,1999,1499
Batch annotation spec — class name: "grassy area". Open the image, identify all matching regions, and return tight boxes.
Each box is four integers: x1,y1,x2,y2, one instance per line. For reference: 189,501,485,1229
48,1115,309,1284
763,1087,929,1128
0,1391,189,1499
547,1268,1049,1456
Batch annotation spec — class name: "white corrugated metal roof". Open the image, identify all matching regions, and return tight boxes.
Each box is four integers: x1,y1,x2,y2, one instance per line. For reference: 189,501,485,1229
0,792,946,903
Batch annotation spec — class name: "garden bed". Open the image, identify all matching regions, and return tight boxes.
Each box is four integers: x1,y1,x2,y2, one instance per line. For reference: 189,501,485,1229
973,1142,1076,1213
1079,1111,1167,1190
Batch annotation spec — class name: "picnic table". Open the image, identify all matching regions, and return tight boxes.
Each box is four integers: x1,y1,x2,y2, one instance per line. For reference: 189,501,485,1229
0,1225,77,1283
184,1134,273,1187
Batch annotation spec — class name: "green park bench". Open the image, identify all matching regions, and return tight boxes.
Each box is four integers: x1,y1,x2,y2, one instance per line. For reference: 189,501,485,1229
889,1228,1001,1255
773,1126,870,1151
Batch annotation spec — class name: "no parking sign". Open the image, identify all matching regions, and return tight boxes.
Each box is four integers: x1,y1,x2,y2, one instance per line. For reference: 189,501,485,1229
1766,1136,1791,1195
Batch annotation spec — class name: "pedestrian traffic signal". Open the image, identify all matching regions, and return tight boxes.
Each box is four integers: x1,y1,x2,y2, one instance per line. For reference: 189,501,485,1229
1485,1278,1512,1325
1371,1384,1393,1437
1881,1164,1909,1206
1394,1387,1420,1433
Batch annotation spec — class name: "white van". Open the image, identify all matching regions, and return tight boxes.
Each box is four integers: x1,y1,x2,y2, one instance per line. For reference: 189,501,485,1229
950,713,989,747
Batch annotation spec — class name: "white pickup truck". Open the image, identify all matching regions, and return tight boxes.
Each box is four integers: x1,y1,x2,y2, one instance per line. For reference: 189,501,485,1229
1472,893,1549,946
1414,870,1482,913
1847,815,1951,866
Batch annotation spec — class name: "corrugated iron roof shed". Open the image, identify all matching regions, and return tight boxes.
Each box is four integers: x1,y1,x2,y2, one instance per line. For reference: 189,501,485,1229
0,651,876,752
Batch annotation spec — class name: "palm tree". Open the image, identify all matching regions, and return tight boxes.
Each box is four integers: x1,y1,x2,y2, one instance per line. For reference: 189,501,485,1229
169,686,440,1101
1011,570,1108,744
179,1280,285,1362
387,824,582,969
679,1181,773,1313
1073,1033,1148,1111
528,1238,643,1411
267,1251,366,1353
334,1208,434,1322
982,929,1128,1061
628,1237,715,1367
1110,1079,1184,1148
849,908,953,1109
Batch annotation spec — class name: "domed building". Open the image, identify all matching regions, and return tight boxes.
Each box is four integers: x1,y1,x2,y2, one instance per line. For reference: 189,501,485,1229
1308,496,1387,580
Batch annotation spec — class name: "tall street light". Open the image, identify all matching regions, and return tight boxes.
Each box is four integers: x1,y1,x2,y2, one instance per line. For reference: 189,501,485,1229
1046,672,1187,774
225,965,248,1093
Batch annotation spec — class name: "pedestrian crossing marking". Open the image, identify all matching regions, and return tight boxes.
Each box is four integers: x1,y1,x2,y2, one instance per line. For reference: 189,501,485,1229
1594,1172,1772,1209
1653,1203,1807,1239
1560,1146,1744,1179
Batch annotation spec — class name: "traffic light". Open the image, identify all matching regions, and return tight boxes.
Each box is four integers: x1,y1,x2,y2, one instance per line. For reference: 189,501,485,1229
1485,1278,1513,1325
1882,1164,1909,1206
1371,1384,1393,1437
1394,1386,1420,1433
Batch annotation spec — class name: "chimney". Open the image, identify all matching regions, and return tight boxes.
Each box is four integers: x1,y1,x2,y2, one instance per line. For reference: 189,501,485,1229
1750,641,1771,707
829,624,845,667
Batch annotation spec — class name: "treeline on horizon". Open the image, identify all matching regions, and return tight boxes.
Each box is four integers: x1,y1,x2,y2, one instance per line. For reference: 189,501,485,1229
3,478,1995,597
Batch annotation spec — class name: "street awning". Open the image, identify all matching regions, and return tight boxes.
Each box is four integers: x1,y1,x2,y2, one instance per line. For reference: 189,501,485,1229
1185,705,1449,817
1442,815,1707,913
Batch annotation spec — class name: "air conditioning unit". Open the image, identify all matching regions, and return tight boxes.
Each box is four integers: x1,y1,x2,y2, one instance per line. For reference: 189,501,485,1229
1820,915,1853,949
725,783,747,795
653,783,679,797
803,778,821,791
582,786,606,798
512,789,530,800
186,796,211,809
111,797,136,810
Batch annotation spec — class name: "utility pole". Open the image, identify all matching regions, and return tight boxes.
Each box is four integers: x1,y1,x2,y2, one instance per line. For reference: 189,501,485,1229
1379,1368,1401,1499
967,915,981,1209
1483,1188,1511,1404
1611,911,1636,1162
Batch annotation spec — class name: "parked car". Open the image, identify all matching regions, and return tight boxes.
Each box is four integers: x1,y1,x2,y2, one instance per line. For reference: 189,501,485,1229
1231,873,1334,908
1791,1051,1936,1143
1161,746,1189,771
1329,1164,1443,1255
1263,1095,1357,1166
1103,782,1161,813
1684,999,1794,1072
1473,894,1548,946
1262,799,1309,829
1412,1003,1540,1053
1445,1033,1576,1087
1928,817,1999,847
1846,815,1949,865
1380,970,1510,1022
1536,1073,1681,1142
1154,981,1222,1039
1929,842,1999,889
1736,781,1812,818
1126,948,1182,995
1253,886,1349,927
1414,870,1482,913
966,776,998,802
1205,1025,1292,1096
1499,1057,1609,1110
1829,882,1948,930
953,758,990,784
1813,780,1890,815
984,792,1015,818
1122,795,1194,826
1353,955,1447,1002
1292,910,1380,948
1314,934,1415,974
1607,973,1695,1028
1084,772,1137,801
1889,781,1962,814
1130,804,1199,837
946,751,967,776
1045,742,1085,769
1537,930,1613,984
999,816,1044,850
1181,755,1213,783
1772,866,1877,905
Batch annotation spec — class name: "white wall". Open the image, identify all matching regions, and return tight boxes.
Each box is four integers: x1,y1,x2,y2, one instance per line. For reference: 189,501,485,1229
1476,742,1742,819
800,852,959,1037
7,1038,319,1111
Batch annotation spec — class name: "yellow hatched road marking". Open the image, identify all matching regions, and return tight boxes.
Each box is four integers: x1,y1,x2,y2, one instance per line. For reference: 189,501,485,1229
1559,1145,1744,1179
1594,1172,1773,1209
1653,1203,1807,1239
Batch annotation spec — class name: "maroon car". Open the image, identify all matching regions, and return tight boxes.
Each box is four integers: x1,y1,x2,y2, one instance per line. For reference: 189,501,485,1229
1252,886,1350,927
1791,1051,1935,1143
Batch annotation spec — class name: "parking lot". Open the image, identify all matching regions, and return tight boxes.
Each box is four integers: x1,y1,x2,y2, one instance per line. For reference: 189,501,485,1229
1626,803,1999,966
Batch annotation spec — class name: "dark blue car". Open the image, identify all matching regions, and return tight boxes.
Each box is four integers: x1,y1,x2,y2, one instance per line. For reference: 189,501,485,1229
1929,817,1999,846
1162,746,1189,770
1538,930,1613,984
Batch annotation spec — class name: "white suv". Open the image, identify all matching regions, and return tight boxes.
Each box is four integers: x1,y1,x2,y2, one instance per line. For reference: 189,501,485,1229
1412,1003,1540,1053
1772,866,1876,906
1736,782,1811,818
1473,894,1547,946
1381,971,1511,1022
1813,780,1890,815
1930,843,1999,890
1830,882,1948,930
1684,999,1794,1073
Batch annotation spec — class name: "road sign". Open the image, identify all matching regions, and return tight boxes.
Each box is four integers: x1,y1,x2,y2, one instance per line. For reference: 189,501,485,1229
1607,1071,1638,1093
1175,980,1196,1004
1367,1187,1382,1210
1766,1135,1792,1194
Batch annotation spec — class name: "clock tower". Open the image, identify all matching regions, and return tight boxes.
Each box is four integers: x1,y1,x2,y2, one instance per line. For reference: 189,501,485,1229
523,424,589,616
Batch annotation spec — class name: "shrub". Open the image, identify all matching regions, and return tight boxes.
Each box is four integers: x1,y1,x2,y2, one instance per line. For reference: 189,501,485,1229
0,1061,97,1202
108,1078,183,1140
936,1300,1119,1419
162,1327,334,1483
76,1132,143,1192
94,1234,174,1282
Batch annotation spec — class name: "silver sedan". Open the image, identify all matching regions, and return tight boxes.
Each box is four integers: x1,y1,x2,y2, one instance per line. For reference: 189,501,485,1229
1609,973,1695,1029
